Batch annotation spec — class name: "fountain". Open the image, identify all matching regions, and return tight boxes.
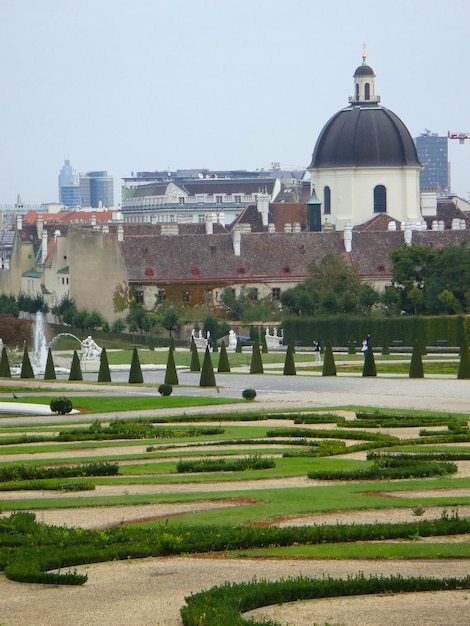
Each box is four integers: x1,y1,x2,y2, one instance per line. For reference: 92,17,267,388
29,313,102,375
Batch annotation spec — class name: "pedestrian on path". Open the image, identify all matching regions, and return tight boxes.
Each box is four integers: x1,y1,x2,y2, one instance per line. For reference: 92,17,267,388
313,340,321,363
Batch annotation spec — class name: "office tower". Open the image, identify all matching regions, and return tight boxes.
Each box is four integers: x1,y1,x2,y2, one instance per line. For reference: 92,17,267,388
79,171,114,208
415,130,450,193
58,159,81,206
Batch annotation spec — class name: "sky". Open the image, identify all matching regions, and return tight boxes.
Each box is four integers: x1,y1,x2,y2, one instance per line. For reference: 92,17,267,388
1,0,469,206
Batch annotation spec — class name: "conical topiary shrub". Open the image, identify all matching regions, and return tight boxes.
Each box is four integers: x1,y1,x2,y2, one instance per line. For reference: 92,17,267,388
217,341,230,373
322,340,337,376
212,338,218,353
261,330,268,354
128,347,143,383
283,343,296,375
0,346,11,378
20,346,34,379
164,346,179,385
347,340,356,355
250,339,264,374
409,339,424,378
199,346,216,387
169,337,176,351
362,340,377,377
69,350,83,381
98,347,112,383
190,339,201,372
457,339,470,379
44,348,56,380
235,337,242,353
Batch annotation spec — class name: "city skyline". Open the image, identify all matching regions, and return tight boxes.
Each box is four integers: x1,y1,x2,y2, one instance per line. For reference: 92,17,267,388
1,0,469,206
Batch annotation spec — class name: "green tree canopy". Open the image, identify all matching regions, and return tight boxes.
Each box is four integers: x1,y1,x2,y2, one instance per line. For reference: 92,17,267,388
280,254,381,317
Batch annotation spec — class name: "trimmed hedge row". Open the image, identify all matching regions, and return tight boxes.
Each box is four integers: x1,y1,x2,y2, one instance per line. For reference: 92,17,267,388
0,462,118,483
2,513,470,585
176,455,275,473
181,574,470,626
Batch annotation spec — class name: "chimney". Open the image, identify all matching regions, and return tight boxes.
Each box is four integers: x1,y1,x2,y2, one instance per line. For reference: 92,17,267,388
256,192,270,226
284,223,292,233
16,214,23,231
41,230,48,264
404,222,412,245
117,224,124,242
36,215,44,239
268,223,275,233
90,214,97,227
343,223,352,253
205,213,213,234
233,229,241,256
151,214,157,225
387,221,397,231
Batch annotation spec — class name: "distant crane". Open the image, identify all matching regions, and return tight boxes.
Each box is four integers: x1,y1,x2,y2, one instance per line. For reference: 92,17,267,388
448,131,470,144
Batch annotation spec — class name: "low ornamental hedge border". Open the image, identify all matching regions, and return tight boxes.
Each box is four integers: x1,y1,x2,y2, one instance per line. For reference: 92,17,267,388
0,462,119,483
307,457,457,481
2,513,470,586
176,455,275,473
181,574,470,626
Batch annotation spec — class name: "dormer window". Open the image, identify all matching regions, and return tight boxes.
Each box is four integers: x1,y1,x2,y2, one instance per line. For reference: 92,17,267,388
282,265,291,275
145,267,154,277
237,265,245,275
377,263,385,272
191,267,200,279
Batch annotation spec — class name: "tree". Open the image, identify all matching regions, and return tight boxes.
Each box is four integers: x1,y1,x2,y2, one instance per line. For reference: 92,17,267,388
281,254,380,317
217,341,230,373
322,340,337,376
159,303,182,338
20,346,34,379
202,315,229,346
250,339,264,374
85,310,105,332
199,346,216,387
44,348,56,380
111,318,126,334
98,347,112,383
0,294,19,318
409,339,424,378
283,344,296,375
219,286,280,322
128,347,143,384
69,350,83,381
17,292,48,318
190,338,201,372
73,308,90,335
52,294,76,323
164,347,179,385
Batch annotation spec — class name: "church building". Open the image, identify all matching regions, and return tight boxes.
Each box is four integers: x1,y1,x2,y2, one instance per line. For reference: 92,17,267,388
308,50,423,231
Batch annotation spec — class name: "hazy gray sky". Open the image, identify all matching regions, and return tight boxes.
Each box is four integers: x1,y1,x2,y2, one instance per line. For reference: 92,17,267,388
1,0,469,205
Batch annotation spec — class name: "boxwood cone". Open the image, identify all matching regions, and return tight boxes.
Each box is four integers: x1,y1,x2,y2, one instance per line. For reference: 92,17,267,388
164,346,179,385
199,346,216,387
409,339,424,378
322,340,337,376
250,339,264,374
362,340,377,377
44,348,56,380
0,346,11,378
128,347,143,383
283,343,296,375
98,347,112,383
190,339,201,372
20,346,34,379
457,339,470,379
69,350,83,381
217,341,230,373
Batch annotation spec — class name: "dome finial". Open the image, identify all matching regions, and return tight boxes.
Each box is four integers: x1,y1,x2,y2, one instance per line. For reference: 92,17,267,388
361,42,367,65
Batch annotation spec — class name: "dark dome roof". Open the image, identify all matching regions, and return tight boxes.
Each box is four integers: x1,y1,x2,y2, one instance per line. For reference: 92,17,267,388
354,64,375,77
309,105,421,169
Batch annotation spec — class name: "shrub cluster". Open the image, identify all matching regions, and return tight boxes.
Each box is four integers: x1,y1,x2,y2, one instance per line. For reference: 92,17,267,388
176,455,275,473
50,397,73,414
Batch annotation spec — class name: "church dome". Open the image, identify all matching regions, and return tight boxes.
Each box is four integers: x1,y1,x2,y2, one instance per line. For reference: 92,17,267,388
309,104,421,168
309,52,421,169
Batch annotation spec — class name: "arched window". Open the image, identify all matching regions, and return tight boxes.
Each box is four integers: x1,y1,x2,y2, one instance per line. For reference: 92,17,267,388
324,186,331,214
355,83,359,99
374,185,386,213
364,82,370,100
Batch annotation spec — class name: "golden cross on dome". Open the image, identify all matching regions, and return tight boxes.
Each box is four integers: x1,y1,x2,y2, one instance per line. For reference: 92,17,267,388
362,42,367,64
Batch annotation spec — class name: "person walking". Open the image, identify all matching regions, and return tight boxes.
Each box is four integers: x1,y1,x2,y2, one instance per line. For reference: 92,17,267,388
313,340,321,363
